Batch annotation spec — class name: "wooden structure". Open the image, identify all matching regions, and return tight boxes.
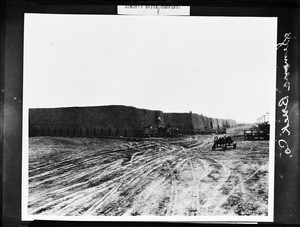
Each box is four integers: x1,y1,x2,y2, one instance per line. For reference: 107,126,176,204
244,122,270,140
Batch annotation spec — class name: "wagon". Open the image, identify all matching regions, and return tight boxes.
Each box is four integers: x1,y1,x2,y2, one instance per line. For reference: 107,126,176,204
212,136,236,151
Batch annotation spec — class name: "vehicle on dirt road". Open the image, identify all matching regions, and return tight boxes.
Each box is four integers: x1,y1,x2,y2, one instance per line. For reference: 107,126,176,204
212,136,236,151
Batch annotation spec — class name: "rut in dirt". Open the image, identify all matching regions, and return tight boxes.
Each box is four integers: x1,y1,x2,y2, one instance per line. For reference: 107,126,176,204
28,134,269,216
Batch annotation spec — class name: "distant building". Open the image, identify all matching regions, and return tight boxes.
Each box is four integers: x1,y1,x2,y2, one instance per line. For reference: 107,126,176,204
29,105,236,137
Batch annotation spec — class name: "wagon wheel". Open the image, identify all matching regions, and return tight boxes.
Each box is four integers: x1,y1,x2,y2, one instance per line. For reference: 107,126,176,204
233,143,236,149
223,144,227,151
214,136,219,142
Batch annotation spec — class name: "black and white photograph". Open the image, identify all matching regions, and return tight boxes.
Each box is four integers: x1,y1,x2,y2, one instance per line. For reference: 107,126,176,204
22,14,277,222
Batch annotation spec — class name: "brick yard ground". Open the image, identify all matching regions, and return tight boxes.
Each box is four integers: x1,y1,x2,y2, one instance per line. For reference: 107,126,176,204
27,127,269,216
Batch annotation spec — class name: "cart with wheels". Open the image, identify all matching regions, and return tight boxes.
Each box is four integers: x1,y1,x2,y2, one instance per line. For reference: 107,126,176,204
212,136,236,151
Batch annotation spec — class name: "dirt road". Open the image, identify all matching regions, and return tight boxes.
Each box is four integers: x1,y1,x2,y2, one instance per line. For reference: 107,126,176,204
28,132,269,216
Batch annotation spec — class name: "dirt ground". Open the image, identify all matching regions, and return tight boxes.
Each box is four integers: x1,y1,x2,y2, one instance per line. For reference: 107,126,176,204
28,127,269,216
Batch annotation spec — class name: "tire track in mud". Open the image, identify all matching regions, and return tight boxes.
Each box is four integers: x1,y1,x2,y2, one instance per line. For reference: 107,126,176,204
154,138,215,215
123,157,191,216
174,138,232,215
195,157,232,214
108,138,209,215
190,158,212,213
30,137,203,215
86,153,176,216
115,139,208,216
29,139,175,215
211,169,261,215
164,158,182,215
28,135,269,216
167,135,229,214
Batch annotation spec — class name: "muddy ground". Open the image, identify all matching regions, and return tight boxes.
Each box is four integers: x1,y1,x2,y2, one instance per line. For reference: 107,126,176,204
28,128,269,216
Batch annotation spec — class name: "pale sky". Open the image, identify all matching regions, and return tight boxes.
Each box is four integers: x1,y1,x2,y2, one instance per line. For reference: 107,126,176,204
24,14,277,123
